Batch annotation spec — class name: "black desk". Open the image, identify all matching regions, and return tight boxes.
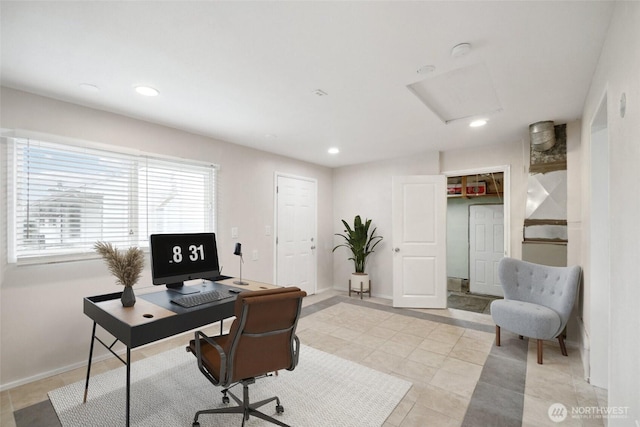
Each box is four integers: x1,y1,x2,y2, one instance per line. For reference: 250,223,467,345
82,278,277,427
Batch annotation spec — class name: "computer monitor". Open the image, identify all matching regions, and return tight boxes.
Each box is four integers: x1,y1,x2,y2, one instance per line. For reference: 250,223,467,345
150,232,221,294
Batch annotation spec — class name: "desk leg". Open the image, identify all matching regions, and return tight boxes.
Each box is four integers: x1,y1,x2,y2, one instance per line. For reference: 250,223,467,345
126,347,131,427
83,321,97,403
220,319,223,335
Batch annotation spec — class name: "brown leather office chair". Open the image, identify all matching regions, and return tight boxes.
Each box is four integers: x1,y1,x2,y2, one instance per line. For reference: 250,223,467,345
187,286,306,427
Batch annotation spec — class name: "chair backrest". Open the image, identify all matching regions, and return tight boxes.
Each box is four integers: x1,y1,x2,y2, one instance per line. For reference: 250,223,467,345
498,257,581,328
224,286,307,384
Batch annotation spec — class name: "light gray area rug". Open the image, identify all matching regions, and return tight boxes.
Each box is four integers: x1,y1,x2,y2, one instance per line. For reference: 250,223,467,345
49,345,411,426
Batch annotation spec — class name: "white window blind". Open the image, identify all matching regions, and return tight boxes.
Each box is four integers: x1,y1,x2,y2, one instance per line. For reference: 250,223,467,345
6,137,217,263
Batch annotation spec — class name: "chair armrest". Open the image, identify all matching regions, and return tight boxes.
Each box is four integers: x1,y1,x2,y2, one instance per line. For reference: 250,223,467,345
290,335,300,371
194,330,227,386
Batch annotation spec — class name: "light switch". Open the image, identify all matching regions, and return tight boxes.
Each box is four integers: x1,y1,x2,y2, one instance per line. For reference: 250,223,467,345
265,225,271,236
252,250,258,261
231,227,238,239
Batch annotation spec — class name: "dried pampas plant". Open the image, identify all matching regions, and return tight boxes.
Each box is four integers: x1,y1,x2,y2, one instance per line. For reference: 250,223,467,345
94,241,144,287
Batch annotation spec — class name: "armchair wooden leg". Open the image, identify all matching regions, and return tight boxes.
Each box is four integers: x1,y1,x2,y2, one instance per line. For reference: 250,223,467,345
537,339,543,364
558,335,568,356
495,325,501,347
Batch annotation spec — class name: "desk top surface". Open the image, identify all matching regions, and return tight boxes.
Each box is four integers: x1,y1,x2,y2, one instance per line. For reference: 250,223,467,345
216,277,279,292
86,278,278,327
91,297,176,327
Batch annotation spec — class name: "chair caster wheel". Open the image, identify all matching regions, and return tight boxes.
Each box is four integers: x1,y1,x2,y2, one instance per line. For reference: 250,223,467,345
276,405,284,414
193,422,200,427
222,396,230,404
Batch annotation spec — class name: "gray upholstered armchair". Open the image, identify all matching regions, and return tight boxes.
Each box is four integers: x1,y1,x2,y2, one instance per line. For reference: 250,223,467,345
490,257,581,364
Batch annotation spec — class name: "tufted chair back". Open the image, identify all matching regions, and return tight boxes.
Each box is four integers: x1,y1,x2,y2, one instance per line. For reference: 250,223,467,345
498,257,581,331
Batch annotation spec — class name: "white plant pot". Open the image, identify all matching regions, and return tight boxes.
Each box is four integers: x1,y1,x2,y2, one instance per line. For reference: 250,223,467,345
350,273,370,291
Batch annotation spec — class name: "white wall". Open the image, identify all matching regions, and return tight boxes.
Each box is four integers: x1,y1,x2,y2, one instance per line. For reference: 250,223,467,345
579,1,640,423
0,87,334,389
566,120,583,269
332,152,440,298
565,120,584,348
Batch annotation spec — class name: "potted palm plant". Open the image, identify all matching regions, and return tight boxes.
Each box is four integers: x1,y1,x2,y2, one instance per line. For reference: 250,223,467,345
333,215,383,298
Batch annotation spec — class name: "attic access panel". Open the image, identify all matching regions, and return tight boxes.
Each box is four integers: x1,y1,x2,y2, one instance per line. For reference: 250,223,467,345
408,62,502,123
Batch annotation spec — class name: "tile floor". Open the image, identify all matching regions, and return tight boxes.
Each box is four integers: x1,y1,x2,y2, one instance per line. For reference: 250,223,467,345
2,290,608,427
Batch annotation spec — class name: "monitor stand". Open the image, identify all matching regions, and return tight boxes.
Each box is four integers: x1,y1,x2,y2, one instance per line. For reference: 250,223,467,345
165,282,200,295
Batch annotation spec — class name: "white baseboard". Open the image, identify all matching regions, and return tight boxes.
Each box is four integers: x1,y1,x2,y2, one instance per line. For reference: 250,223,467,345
575,315,591,382
0,350,121,392
315,286,336,294
0,327,205,392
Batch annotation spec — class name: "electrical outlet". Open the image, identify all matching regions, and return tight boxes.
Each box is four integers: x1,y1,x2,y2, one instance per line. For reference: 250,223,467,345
265,225,271,236
231,227,238,239
252,250,258,261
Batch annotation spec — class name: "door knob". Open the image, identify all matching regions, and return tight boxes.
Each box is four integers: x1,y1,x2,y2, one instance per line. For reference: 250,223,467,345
394,248,400,252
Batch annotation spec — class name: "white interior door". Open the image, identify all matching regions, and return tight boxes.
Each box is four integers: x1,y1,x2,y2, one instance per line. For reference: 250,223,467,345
469,204,504,296
275,174,317,295
392,175,447,308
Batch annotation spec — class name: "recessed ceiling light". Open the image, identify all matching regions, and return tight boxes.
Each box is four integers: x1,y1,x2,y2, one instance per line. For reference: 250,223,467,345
328,147,339,154
470,119,487,127
79,83,100,93
265,134,278,139
135,86,159,97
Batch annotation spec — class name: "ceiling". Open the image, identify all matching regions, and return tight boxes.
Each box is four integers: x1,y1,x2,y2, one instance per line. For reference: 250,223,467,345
0,1,614,168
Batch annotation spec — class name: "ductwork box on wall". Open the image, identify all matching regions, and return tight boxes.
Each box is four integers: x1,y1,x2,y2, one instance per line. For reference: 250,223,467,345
529,121,556,151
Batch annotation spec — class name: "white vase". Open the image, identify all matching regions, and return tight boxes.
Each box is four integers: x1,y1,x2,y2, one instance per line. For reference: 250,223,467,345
350,273,370,291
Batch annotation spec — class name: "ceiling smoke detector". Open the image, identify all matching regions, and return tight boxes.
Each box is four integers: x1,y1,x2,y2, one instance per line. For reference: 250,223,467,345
451,43,471,58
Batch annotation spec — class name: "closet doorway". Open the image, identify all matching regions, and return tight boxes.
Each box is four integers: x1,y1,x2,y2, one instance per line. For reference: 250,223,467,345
445,167,509,313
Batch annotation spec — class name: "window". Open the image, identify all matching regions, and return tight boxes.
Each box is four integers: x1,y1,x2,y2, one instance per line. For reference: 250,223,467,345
4,136,217,263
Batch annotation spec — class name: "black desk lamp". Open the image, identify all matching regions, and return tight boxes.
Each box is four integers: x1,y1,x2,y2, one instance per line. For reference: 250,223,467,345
233,243,248,285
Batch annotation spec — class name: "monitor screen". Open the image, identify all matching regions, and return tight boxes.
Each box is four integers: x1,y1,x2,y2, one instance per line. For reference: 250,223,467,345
150,233,221,293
